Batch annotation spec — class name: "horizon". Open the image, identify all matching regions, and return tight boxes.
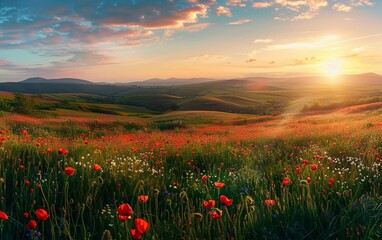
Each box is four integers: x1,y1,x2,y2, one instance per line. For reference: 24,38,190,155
4,72,381,84
1,0,381,82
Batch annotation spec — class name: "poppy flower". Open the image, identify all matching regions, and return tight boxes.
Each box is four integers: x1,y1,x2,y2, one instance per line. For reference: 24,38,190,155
0,211,8,220
307,177,312,184
64,167,75,176
35,209,49,221
329,178,335,183
282,177,290,186
58,148,69,155
310,164,318,171
264,199,276,206
137,195,149,203
26,220,37,230
214,182,225,189
130,229,142,240
295,167,301,174
118,215,128,222
25,180,31,186
209,209,222,219
23,212,29,219
219,195,233,207
47,148,52,153
203,200,216,209
93,164,102,171
117,203,133,217
201,175,207,182
135,218,149,235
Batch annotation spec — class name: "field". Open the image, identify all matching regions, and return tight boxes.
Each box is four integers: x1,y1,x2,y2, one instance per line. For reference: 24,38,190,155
0,91,381,239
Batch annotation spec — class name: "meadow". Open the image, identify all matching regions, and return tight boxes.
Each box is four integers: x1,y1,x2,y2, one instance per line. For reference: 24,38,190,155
0,100,381,239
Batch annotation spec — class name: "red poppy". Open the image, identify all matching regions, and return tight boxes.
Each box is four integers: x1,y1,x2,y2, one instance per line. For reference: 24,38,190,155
295,167,301,174
0,211,8,220
47,148,52,153
329,178,335,183
58,148,69,155
137,195,149,203
35,209,49,221
117,203,133,217
327,181,332,187
135,218,149,235
23,212,29,219
130,229,142,240
203,200,216,209
64,167,75,176
306,177,312,184
118,215,128,222
303,159,309,165
264,199,275,206
282,177,290,186
25,180,31,186
209,209,222,219
93,164,102,171
310,164,318,171
219,195,233,207
201,175,207,182
214,182,225,189
26,220,37,230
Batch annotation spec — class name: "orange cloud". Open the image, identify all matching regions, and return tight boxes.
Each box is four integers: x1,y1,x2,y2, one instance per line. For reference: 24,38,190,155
252,2,273,8
215,6,232,17
229,19,251,25
333,3,352,12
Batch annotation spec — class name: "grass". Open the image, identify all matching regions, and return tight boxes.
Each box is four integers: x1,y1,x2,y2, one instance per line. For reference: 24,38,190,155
0,106,380,239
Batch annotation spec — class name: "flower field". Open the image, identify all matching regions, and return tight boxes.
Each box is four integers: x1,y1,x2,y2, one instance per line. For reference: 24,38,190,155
0,111,381,239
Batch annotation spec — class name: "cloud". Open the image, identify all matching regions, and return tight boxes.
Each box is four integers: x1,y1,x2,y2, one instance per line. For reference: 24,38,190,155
333,3,352,12
229,19,251,25
252,2,273,8
0,0,213,50
252,0,375,20
246,58,256,63
265,35,340,50
164,22,211,37
215,6,232,17
227,0,247,7
0,0,221,77
252,0,329,20
187,54,227,62
351,0,374,7
293,56,318,65
52,49,114,68
254,39,274,43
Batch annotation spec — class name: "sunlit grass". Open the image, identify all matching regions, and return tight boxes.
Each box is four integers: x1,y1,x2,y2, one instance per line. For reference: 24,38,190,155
0,112,380,239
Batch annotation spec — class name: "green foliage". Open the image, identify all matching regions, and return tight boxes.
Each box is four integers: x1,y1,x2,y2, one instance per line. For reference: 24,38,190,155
12,93,37,115
0,98,11,111
151,120,187,130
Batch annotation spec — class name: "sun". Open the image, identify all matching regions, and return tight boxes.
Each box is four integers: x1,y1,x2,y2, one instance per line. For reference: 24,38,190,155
323,59,342,77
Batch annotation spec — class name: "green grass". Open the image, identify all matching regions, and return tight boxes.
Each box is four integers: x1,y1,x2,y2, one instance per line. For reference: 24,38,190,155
0,111,380,239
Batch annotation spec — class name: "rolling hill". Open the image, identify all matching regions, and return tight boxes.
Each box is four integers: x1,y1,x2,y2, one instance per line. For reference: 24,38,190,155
0,73,381,115
21,77,94,84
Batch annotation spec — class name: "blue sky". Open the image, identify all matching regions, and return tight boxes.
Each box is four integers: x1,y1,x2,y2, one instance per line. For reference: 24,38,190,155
0,0,381,82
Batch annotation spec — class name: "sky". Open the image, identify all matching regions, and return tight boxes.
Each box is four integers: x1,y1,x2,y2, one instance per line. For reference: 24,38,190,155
0,0,381,83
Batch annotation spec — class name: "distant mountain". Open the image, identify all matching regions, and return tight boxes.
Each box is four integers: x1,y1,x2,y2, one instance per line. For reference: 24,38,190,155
21,77,94,85
125,78,217,86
